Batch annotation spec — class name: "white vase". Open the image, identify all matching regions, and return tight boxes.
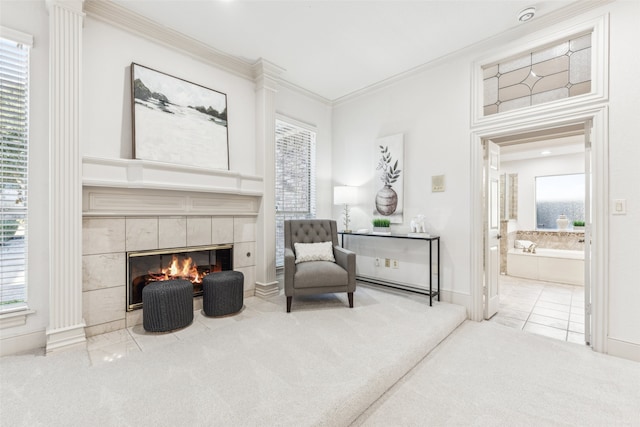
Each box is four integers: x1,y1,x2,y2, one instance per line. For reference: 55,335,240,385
556,215,569,230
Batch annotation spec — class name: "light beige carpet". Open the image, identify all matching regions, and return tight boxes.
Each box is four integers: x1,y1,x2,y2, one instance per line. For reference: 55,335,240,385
355,320,640,426
0,285,466,426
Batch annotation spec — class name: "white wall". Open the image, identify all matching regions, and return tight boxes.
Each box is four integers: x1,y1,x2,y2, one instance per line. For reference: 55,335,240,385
502,152,585,231
605,0,640,357
82,18,257,176
0,1,51,352
1,1,262,353
2,0,638,361
330,1,640,359
332,54,473,303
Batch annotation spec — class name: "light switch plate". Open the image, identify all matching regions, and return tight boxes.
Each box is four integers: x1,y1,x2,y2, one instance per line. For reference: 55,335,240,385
613,199,627,215
432,175,445,192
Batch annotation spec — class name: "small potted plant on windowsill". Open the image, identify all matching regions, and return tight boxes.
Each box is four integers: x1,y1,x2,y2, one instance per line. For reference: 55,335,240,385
573,220,585,231
372,218,391,235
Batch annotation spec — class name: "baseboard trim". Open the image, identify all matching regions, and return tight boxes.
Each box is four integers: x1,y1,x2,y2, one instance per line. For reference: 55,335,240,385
46,323,87,355
607,337,640,362
255,280,280,298
439,290,471,318
0,329,46,356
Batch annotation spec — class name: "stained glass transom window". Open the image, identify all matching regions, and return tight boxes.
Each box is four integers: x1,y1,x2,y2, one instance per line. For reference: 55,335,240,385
483,33,592,116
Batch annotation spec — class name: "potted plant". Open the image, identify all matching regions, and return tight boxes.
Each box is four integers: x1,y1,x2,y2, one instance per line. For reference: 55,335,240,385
573,220,585,231
372,218,391,234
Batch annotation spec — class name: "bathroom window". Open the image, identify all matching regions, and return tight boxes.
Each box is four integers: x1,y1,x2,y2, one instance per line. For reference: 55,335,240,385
535,174,584,230
483,32,592,116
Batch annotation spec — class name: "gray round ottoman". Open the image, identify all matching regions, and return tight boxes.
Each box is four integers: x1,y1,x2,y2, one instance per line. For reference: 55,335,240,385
142,279,194,332
203,271,244,317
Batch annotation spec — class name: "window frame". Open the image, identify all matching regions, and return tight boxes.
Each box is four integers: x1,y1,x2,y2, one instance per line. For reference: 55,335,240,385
471,14,608,126
274,117,317,268
0,27,33,315
534,172,585,230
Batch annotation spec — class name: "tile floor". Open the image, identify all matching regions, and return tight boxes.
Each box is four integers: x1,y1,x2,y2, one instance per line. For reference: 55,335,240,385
490,275,586,345
85,294,280,367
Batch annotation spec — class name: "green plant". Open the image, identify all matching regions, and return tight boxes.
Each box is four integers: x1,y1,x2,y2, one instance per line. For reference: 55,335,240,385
372,218,391,228
573,220,585,227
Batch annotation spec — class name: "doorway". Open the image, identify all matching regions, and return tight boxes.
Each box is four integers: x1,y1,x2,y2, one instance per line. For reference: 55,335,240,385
470,107,608,352
486,125,588,344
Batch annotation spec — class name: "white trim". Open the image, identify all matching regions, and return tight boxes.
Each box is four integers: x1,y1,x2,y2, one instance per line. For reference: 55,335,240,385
277,79,332,106
471,14,609,127
83,0,254,80
334,3,610,107
0,26,34,46
275,114,318,133
83,186,261,217
470,106,609,350
0,309,36,330
82,156,264,196
0,329,45,356
606,338,640,362
439,290,471,317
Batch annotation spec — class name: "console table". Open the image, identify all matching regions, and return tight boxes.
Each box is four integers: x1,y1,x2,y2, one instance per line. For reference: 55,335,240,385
338,232,440,306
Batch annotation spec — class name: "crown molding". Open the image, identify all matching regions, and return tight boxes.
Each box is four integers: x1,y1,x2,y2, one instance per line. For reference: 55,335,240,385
333,0,614,107
83,1,332,105
278,78,333,106
84,0,254,80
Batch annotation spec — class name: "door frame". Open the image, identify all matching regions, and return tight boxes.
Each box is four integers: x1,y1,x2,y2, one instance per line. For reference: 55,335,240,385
469,106,609,353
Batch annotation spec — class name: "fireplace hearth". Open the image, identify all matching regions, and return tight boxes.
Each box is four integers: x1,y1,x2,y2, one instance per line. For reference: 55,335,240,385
127,244,233,311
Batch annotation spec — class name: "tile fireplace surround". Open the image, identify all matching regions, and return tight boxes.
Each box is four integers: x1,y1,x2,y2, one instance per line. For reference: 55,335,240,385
82,185,260,338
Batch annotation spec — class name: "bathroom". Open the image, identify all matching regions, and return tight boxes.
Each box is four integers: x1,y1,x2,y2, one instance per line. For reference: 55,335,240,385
491,127,587,344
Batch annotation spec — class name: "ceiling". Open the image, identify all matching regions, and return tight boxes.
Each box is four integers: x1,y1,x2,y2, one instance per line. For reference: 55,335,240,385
112,0,581,101
494,124,586,162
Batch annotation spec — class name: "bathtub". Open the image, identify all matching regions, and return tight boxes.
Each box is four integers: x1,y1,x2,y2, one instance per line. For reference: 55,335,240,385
507,248,584,286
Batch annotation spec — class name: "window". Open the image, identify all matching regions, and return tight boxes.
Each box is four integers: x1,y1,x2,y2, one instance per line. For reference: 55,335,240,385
483,33,592,116
535,174,584,230
275,119,316,267
1,32,31,312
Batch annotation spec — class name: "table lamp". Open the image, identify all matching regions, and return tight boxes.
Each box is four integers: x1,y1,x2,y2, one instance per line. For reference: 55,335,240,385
334,186,357,232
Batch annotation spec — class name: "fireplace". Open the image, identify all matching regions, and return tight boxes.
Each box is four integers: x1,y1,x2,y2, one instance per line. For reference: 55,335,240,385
126,244,233,311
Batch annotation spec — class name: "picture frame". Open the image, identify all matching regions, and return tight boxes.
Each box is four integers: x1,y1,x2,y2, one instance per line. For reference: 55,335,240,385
373,134,404,224
131,63,229,170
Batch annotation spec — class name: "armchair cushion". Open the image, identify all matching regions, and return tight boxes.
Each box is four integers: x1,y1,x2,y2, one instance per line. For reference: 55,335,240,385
294,241,336,264
293,261,348,289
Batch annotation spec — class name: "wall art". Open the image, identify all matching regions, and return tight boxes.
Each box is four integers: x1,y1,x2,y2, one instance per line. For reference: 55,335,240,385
131,63,229,170
373,133,404,223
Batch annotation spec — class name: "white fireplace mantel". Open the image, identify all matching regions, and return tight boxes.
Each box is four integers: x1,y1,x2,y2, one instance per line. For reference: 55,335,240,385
83,156,263,195
82,156,263,217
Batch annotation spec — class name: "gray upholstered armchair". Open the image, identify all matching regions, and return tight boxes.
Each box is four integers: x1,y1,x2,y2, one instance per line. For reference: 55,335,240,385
284,219,356,312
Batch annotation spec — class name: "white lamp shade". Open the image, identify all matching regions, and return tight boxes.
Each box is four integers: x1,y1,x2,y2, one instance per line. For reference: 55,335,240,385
334,186,357,205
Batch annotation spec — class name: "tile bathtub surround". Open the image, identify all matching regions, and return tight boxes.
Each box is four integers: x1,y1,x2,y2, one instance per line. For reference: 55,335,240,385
514,230,585,251
82,215,256,336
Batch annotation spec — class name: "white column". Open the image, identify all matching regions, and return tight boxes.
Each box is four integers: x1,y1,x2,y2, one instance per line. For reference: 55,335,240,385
45,0,86,354
253,60,283,297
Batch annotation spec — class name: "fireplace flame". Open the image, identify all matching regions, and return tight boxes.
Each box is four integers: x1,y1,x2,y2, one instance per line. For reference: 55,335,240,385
149,255,206,283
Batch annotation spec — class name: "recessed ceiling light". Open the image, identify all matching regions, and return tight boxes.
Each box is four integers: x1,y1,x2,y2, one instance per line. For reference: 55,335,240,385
518,7,536,22
541,150,551,155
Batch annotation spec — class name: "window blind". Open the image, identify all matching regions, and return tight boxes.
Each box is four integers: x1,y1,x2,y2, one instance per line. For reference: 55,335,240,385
1,35,30,310
275,119,316,267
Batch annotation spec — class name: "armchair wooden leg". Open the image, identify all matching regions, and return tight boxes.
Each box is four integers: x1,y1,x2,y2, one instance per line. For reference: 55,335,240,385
348,292,354,308
286,296,292,313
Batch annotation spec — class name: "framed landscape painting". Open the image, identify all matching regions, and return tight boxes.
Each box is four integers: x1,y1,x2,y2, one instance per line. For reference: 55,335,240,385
131,63,229,170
